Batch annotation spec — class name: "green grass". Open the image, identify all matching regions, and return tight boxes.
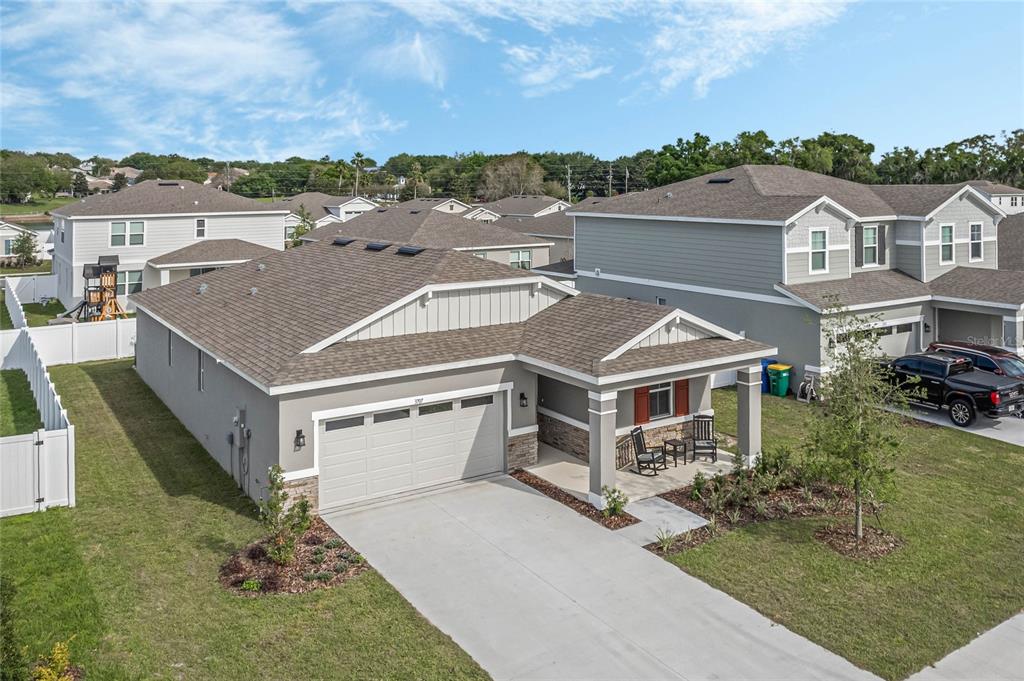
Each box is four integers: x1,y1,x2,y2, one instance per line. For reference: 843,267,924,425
0,369,42,436
1,260,52,276
668,389,1024,680
21,298,65,327
0,360,487,680
0,197,76,216
0,292,12,330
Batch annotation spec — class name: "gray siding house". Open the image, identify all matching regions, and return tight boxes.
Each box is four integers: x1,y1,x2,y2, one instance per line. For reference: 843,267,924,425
571,165,1018,384
131,237,774,512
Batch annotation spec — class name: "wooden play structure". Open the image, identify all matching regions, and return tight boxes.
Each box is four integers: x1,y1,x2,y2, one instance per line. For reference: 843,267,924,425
66,255,130,322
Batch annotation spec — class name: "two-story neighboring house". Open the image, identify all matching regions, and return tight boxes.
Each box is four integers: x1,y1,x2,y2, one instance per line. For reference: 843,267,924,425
300,198,552,270
272,192,380,240
50,180,289,309
970,180,1024,215
472,194,571,220
570,165,1017,383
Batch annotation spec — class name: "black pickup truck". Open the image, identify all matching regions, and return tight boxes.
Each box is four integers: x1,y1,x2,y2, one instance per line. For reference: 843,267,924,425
883,352,1024,427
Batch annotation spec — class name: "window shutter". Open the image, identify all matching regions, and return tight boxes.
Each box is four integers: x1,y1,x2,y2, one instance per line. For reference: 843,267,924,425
634,386,650,425
674,380,689,417
854,225,863,267
878,225,887,265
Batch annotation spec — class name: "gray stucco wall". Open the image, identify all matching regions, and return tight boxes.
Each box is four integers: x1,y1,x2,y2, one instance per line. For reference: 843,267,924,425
135,309,280,502
577,275,820,381
574,216,784,295
277,362,537,473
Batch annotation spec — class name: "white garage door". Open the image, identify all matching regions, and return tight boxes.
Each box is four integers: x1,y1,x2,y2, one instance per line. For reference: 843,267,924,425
876,321,919,357
318,393,505,510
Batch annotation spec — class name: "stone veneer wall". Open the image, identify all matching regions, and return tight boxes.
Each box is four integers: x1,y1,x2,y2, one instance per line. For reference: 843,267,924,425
508,432,539,469
283,475,319,514
538,411,697,466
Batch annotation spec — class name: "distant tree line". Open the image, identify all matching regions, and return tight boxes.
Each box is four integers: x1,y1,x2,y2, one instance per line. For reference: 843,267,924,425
2,129,1020,205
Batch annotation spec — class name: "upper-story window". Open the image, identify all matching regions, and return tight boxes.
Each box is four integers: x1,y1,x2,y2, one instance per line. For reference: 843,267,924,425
510,250,532,269
195,219,206,238
1012,196,1019,207
863,226,878,266
111,220,144,247
810,230,828,273
940,224,955,264
969,223,983,261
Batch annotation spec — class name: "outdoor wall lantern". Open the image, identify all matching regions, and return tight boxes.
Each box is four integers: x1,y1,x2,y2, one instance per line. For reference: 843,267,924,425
294,429,306,448
519,392,528,408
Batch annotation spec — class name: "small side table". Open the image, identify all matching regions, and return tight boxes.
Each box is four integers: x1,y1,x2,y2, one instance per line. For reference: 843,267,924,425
664,439,687,466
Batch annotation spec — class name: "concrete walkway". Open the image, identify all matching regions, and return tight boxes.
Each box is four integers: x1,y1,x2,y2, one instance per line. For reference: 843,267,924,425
325,476,878,681
906,613,1024,681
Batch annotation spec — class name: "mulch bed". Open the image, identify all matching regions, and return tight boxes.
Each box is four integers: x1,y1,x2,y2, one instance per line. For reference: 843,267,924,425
815,524,904,559
510,469,640,530
219,517,369,595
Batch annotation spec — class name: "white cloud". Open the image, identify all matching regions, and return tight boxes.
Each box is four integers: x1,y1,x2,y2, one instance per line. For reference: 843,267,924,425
383,0,638,37
503,42,612,97
367,33,446,89
648,1,850,97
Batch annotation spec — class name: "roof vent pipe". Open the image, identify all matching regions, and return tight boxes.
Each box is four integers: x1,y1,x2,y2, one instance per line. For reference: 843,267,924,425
197,283,208,294
249,287,258,296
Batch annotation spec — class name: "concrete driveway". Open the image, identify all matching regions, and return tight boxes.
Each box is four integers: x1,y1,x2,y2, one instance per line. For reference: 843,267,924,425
902,404,1024,446
325,477,878,681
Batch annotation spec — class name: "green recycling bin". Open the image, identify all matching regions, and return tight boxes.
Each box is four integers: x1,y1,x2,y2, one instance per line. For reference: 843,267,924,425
767,363,792,397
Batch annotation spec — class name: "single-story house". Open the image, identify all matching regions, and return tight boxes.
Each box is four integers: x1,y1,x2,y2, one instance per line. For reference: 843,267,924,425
0,221,50,261
131,237,774,513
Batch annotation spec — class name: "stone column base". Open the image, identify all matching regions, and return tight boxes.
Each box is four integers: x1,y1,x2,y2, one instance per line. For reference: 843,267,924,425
508,432,539,469
537,412,589,461
283,475,319,515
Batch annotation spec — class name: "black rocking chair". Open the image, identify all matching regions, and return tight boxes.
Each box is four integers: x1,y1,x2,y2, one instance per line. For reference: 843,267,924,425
690,415,718,462
631,426,668,476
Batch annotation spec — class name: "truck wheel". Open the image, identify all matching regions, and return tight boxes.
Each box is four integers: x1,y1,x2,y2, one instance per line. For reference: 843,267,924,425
948,399,975,427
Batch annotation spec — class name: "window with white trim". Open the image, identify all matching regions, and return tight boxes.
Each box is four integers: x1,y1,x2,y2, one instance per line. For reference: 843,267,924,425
195,218,206,238
648,382,672,420
115,270,142,295
1012,196,1019,207
940,224,954,264
863,226,878,266
110,220,144,246
3,239,12,255
510,250,532,269
969,223,983,261
810,230,828,272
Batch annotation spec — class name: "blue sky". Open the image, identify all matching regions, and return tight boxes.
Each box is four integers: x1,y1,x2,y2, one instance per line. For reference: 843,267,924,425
1,1,1021,163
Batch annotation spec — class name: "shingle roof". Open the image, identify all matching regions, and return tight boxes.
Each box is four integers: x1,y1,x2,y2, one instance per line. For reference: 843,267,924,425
147,239,277,266
132,238,534,385
302,205,549,250
270,192,372,220
777,270,932,310
52,180,286,217
478,195,567,216
133,241,773,389
969,180,1024,196
998,213,1024,272
532,258,575,276
572,165,1006,223
928,267,1024,306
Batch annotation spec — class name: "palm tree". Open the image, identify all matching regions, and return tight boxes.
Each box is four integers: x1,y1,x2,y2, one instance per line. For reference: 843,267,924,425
351,152,366,196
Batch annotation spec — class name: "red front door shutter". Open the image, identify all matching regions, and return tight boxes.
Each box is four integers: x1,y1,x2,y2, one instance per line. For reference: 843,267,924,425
634,386,650,425
674,380,689,417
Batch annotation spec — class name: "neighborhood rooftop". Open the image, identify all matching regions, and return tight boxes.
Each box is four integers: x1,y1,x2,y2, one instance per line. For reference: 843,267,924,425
270,192,368,220
570,164,999,222
478,194,566,215
51,179,288,217
147,238,278,267
302,202,550,249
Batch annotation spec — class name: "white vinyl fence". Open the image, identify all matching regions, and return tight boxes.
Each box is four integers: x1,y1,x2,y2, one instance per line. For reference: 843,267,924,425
29,318,136,365
1,277,77,517
4,272,58,303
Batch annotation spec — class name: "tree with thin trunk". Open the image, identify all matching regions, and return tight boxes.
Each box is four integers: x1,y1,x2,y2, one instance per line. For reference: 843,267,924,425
351,152,365,196
11,230,38,268
808,300,916,541
477,154,544,201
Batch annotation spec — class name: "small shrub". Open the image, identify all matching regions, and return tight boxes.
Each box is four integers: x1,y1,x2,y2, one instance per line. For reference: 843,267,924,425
311,547,326,564
324,538,343,550
777,498,796,515
801,486,815,503
690,471,707,500
727,508,742,525
260,465,312,566
705,487,725,515
313,571,333,582
755,472,781,495
302,572,315,582
334,561,348,573
31,637,76,681
704,517,718,537
752,499,769,518
755,446,792,478
812,497,830,514
710,473,726,492
601,485,629,518
654,527,678,553
340,550,364,565
240,579,262,592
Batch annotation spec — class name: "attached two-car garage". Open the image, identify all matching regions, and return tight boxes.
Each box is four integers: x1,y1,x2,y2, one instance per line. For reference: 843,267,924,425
316,391,506,510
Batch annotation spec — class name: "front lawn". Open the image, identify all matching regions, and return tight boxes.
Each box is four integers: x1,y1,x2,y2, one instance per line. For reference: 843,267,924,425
0,369,42,436
0,260,52,276
669,389,1024,680
0,197,76,216
0,360,487,680
0,292,12,330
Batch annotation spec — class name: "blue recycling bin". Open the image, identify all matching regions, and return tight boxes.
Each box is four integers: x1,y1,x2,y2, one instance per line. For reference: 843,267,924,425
760,358,777,393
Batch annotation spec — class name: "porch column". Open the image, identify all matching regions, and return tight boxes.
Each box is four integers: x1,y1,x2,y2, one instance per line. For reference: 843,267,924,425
1003,315,1023,355
736,365,762,467
587,390,617,509
689,375,712,413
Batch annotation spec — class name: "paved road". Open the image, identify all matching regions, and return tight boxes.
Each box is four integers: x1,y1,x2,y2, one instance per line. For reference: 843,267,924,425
907,613,1024,681
326,477,878,681
902,404,1024,447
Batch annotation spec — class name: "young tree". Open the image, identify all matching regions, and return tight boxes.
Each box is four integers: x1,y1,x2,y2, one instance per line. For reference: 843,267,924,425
290,205,314,246
11,230,38,268
111,172,128,192
259,465,311,565
808,301,917,541
72,172,89,197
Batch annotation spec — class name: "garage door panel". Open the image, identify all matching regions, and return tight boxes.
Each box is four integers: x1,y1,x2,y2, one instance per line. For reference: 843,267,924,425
319,392,505,509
